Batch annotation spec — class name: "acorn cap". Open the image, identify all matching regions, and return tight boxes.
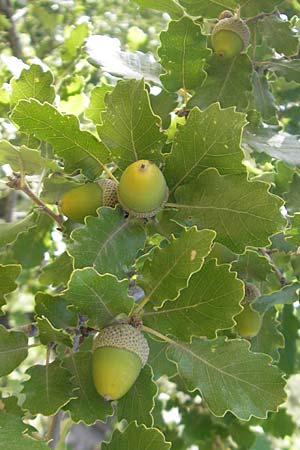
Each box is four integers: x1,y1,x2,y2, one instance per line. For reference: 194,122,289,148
93,324,149,367
212,17,250,51
97,179,118,208
218,10,234,20
243,282,261,304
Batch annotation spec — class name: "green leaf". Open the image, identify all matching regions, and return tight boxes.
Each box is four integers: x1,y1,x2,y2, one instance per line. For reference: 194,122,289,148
285,173,300,214
40,174,83,204
10,64,55,105
267,59,300,83
63,351,113,425
98,79,165,170
63,268,134,329
286,213,300,246
150,90,178,129
22,360,74,416
164,104,246,194
143,259,243,340
165,336,286,420
138,227,215,308
148,336,177,379
85,84,113,125
0,141,59,174
39,251,73,288
253,283,300,314
102,422,171,450
158,17,210,92
11,100,109,179
262,408,296,438
240,0,283,16
34,292,78,329
0,410,49,450
188,54,252,111
178,0,237,18
251,308,284,362
173,168,284,253
260,16,299,56
36,317,73,347
0,325,28,377
12,214,53,269
0,264,21,313
62,22,89,61
68,207,146,279
131,0,184,19
231,250,272,282
118,365,157,426
279,304,300,375
0,212,37,250
252,72,277,124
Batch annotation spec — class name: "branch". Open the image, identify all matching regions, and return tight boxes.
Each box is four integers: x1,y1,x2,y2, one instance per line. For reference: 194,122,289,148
7,174,65,228
260,248,289,287
0,0,24,59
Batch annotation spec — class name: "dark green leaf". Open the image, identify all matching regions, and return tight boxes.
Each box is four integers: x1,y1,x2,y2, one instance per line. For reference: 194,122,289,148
0,326,28,377
0,264,21,313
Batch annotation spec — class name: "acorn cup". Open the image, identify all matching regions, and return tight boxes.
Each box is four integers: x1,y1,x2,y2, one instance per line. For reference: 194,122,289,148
117,159,169,218
92,324,149,401
60,179,118,223
212,15,250,59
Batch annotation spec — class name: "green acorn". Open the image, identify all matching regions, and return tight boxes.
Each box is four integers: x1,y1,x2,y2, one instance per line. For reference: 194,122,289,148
235,303,262,338
92,324,149,400
60,179,118,223
212,16,250,59
117,160,169,218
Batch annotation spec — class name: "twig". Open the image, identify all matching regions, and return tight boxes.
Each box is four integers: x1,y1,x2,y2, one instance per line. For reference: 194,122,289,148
260,248,289,287
132,296,151,316
7,174,64,227
0,0,24,59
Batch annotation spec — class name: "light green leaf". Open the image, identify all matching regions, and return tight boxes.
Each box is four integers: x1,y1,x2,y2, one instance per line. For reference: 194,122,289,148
118,365,157,426
0,410,49,450
173,168,285,253
0,264,21,313
0,326,28,377
102,422,171,450
62,22,89,61
159,17,210,92
131,0,184,19
279,304,300,375
262,407,296,439
0,141,59,174
240,0,287,18
165,336,286,420
63,268,134,329
252,72,277,124
63,351,113,425
138,227,215,308
40,174,83,204
143,259,243,340
164,104,246,194
34,292,78,329
147,336,177,379
36,317,73,347
178,0,237,18
11,100,109,179
261,16,299,56
150,90,178,129
98,79,165,170
285,173,300,214
267,59,300,83
85,84,113,125
10,64,55,105
22,360,74,416
188,54,252,111
231,250,272,282
39,251,73,288
0,212,37,250
251,308,284,362
68,207,146,279
253,283,300,314
286,213,300,246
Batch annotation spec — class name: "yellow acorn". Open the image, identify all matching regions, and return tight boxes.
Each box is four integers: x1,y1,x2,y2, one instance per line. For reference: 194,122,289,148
60,179,118,223
92,324,149,401
235,303,262,338
212,16,250,59
117,160,169,218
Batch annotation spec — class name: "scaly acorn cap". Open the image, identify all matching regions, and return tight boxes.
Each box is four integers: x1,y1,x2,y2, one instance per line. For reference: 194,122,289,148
97,179,118,208
218,10,234,20
243,282,261,305
212,16,250,52
93,324,149,367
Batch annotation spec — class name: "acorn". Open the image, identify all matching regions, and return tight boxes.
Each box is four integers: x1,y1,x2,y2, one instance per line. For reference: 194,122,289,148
235,303,262,338
212,16,250,59
92,324,149,400
218,10,234,20
117,160,169,218
60,179,118,223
